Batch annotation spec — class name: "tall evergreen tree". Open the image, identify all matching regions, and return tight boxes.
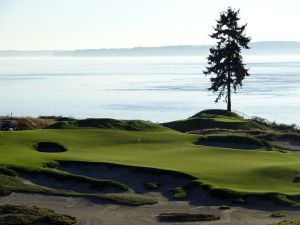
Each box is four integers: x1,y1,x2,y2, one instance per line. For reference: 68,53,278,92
204,8,251,112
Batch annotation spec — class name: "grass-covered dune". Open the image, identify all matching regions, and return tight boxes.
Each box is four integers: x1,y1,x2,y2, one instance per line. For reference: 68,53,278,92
1,116,165,131
0,116,54,130
47,118,165,131
1,110,300,201
162,109,264,132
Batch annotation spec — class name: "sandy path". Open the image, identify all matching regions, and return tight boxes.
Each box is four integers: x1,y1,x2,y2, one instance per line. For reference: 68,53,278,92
1,193,299,225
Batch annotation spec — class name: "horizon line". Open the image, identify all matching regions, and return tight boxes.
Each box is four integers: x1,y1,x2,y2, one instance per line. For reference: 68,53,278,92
1,40,300,52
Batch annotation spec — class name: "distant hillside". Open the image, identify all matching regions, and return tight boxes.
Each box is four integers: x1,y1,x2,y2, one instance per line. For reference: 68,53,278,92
1,41,300,57
68,45,209,57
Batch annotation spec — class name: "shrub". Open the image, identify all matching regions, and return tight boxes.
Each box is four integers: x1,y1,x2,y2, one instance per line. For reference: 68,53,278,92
270,194,299,207
271,212,286,218
0,166,17,177
251,116,300,133
233,197,246,204
98,194,158,206
172,187,187,200
293,176,300,183
271,219,300,225
219,205,231,210
158,212,220,222
0,205,76,225
0,185,12,196
208,188,241,199
144,182,160,190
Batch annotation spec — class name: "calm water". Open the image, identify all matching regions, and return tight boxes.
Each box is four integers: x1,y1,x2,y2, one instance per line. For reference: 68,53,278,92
0,56,300,125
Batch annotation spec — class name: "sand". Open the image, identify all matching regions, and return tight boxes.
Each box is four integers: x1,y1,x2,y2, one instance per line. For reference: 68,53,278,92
1,192,300,225
2,161,300,225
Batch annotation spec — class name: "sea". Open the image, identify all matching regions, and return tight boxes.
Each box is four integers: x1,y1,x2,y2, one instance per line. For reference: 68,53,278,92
0,55,299,125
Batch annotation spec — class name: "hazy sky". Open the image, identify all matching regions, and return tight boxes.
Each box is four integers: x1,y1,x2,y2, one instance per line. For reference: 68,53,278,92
0,0,299,50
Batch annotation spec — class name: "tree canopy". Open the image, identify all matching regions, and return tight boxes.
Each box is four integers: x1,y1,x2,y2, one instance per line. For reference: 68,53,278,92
204,8,251,112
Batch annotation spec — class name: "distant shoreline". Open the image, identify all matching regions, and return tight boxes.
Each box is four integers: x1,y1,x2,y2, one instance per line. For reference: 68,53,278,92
1,41,300,57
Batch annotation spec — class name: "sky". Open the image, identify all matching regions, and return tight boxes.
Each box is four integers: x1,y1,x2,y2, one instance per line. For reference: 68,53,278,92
0,0,299,50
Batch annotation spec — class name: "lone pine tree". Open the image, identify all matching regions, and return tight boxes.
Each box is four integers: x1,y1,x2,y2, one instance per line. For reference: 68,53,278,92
204,8,251,112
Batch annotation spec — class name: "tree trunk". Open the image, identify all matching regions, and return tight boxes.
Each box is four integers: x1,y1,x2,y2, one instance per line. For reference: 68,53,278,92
227,74,231,112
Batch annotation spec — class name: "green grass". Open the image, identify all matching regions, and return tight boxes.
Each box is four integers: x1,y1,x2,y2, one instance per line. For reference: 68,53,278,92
0,205,76,225
158,212,220,222
1,117,300,200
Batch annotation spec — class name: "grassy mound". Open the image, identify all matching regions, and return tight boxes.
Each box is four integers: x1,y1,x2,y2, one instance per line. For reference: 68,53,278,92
162,109,262,132
196,135,272,150
192,109,242,118
34,142,67,153
0,205,76,225
97,194,158,206
158,212,220,222
47,118,165,131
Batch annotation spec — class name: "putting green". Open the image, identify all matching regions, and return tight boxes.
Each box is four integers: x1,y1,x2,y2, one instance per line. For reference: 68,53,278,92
1,128,300,195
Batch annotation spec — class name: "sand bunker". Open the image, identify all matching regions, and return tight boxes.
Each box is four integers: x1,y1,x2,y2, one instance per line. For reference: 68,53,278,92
34,142,67,153
271,137,300,152
197,141,267,150
56,161,194,194
196,135,270,151
19,171,127,194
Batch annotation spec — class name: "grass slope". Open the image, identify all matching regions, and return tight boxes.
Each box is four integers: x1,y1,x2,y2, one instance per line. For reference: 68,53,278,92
0,128,300,196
